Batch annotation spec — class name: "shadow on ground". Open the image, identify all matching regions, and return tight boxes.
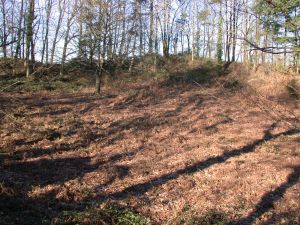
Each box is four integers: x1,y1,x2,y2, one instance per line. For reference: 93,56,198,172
1,119,299,224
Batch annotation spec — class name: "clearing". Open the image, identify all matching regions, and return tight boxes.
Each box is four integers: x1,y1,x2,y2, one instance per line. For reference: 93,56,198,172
0,69,300,225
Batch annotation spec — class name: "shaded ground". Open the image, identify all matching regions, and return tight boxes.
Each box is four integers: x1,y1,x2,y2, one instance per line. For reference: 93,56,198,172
0,81,300,225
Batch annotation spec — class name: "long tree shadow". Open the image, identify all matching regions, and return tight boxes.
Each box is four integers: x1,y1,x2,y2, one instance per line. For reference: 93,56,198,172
0,93,106,112
0,183,58,225
4,112,156,162
236,166,300,225
12,138,97,159
3,145,143,188
2,122,299,224
260,211,300,225
0,145,144,225
3,156,100,187
99,124,300,201
28,107,73,117
0,156,98,225
205,117,234,132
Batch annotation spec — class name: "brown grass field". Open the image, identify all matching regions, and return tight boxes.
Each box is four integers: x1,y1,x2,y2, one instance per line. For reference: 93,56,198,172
0,62,300,225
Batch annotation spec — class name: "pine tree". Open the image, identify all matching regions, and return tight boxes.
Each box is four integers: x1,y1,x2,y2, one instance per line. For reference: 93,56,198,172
254,0,300,71
254,0,300,52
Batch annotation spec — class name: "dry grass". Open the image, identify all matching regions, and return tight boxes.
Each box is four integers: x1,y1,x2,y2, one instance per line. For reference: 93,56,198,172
244,65,300,102
0,61,300,225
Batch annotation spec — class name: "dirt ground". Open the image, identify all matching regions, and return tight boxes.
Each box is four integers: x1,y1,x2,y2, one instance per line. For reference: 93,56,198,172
0,82,300,225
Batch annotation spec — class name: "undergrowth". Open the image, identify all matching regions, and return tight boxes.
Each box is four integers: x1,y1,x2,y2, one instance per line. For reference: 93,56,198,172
52,204,234,225
53,204,151,225
0,76,86,93
286,79,300,99
168,204,232,225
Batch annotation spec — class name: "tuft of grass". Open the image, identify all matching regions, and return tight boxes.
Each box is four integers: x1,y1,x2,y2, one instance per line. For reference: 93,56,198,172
53,204,151,225
170,211,232,225
286,79,299,98
223,79,241,90
189,211,231,225
169,205,232,225
258,141,280,154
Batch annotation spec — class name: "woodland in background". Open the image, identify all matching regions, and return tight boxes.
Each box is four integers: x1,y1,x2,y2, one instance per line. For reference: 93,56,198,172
1,1,300,225
0,0,299,93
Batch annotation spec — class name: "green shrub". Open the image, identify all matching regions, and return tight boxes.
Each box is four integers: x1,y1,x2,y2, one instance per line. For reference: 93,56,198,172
53,204,151,225
170,210,232,225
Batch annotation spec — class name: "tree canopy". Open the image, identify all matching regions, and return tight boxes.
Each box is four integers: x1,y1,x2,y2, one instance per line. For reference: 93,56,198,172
254,0,300,53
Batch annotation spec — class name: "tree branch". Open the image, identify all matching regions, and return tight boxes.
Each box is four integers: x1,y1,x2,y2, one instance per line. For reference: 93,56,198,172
239,37,300,54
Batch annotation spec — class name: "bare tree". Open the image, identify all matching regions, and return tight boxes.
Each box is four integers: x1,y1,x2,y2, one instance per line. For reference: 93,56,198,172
25,0,35,78
50,0,65,64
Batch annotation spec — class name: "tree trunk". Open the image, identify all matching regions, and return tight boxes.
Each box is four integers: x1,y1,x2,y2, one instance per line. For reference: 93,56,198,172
41,0,52,64
129,34,137,72
15,0,24,58
187,34,190,54
217,2,223,63
202,23,206,57
25,0,35,78
181,31,184,54
191,0,196,61
95,67,102,94
163,39,169,58
149,0,154,54
243,0,249,65
50,0,65,64
254,16,260,69
231,0,237,62
138,0,143,56
60,10,73,76
1,0,7,58
173,32,178,55
118,1,126,57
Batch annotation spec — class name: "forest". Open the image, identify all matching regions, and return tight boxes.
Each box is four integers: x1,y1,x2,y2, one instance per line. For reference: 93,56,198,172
0,0,300,224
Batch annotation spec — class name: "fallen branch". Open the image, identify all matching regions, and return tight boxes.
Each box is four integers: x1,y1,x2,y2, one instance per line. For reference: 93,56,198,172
0,81,23,92
29,64,56,77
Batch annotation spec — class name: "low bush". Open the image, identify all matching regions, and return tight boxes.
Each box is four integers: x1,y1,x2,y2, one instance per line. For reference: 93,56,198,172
53,204,151,225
